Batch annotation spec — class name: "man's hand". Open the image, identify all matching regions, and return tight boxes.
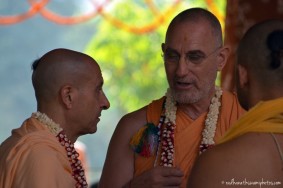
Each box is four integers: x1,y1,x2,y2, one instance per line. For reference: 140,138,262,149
129,166,184,188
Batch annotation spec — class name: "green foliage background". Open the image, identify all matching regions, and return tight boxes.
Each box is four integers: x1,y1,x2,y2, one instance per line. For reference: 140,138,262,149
86,0,226,114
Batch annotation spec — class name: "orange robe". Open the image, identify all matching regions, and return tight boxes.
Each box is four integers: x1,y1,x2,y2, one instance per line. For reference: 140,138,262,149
0,117,75,188
134,90,245,187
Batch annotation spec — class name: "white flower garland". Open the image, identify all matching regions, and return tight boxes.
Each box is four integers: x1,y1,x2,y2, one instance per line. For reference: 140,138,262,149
160,86,222,166
164,89,177,124
32,112,62,135
201,87,222,146
31,111,88,188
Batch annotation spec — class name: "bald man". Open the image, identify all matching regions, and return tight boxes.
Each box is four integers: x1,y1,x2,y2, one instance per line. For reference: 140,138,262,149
188,20,283,188
99,8,244,188
0,48,110,188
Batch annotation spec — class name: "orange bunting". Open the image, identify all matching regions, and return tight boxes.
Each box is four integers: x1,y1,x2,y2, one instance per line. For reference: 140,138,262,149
28,0,110,25
0,0,49,24
100,0,181,34
0,0,224,34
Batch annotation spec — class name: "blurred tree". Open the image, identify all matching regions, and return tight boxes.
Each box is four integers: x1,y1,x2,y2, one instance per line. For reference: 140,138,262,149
85,1,173,114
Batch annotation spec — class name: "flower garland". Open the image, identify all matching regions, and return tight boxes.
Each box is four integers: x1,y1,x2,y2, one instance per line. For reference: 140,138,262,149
199,87,222,154
159,86,222,166
32,112,62,135
157,89,177,167
32,112,88,188
130,86,222,167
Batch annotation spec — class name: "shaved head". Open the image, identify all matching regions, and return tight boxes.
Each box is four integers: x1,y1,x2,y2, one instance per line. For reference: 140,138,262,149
30,48,109,141
32,48,100,105
237,19,283,86
236,19,283,109
166,8,223,47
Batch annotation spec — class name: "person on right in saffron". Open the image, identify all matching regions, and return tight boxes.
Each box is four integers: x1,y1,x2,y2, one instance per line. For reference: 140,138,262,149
99,8,245,188
188,19,283,188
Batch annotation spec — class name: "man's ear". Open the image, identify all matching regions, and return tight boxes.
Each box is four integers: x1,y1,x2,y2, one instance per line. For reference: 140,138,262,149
217,45,230,71
60,85,76,109
237,64,248,88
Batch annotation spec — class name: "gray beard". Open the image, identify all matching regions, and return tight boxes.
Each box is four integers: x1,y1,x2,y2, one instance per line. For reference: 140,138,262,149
172,90,201,104
171,85,214,105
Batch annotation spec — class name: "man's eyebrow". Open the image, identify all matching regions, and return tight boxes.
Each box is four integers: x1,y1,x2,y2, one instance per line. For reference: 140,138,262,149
186,50,205,54
165,47,205,54
165,47,178,53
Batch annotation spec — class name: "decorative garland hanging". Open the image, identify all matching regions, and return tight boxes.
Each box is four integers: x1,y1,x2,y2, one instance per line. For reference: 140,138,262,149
27,0,110,24
0,0,48,24
0,0,224,34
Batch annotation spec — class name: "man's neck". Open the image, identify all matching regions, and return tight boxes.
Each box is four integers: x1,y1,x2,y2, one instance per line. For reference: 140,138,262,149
37,107,77,143
178,102,209,120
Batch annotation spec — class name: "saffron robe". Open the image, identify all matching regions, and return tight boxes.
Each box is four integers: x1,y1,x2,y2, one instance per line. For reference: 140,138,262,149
0,117,76,188
134,90,245,187
218,97,283,144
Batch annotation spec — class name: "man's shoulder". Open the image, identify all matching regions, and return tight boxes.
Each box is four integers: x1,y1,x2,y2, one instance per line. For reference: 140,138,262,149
198,132,277,172
191,133,283,183
116,97,165,137
206,133,264,157
189,133,260,186
0,118,64,160
0,133,65,171
120,106,147,124
0,130,62,155
119,96,165,127
115,106,148,138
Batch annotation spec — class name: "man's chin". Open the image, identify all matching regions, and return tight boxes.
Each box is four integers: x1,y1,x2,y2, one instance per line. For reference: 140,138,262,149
88,125,98,134
91,128,98,134
173,91,200,104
